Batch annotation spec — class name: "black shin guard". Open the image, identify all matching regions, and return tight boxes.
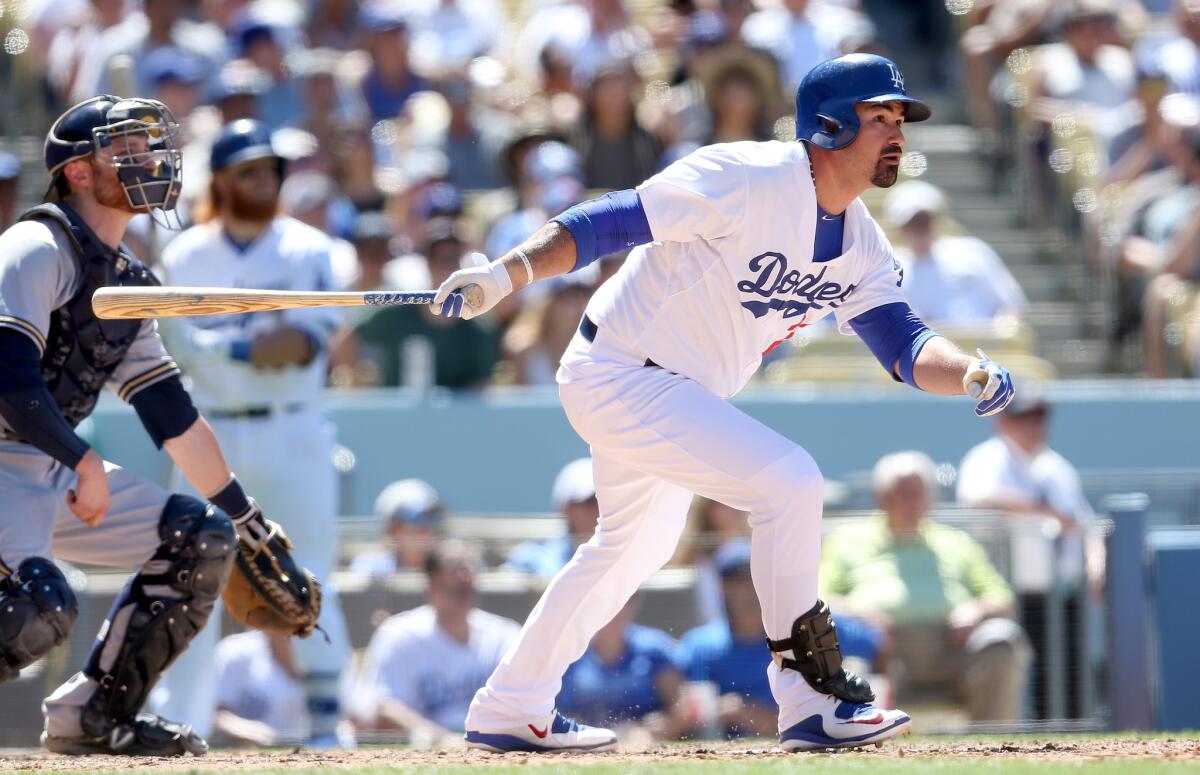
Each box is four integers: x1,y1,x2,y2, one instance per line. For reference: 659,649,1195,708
0,557,78,681
80,495,236,737
766,599,875,703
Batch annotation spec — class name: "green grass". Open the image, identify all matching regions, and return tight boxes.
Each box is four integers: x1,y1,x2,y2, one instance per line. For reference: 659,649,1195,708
29,735,1200,775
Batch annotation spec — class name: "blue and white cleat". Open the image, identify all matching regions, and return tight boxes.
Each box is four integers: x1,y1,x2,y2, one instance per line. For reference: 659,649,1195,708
465,710,618,753
780,699,911,752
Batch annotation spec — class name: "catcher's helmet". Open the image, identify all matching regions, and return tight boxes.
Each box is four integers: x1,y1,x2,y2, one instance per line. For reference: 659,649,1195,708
44,95,183,211
210,119,281,174
795,54,931,151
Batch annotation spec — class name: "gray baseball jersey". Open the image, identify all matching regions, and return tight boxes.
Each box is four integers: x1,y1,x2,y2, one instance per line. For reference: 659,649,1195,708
0,218,175,572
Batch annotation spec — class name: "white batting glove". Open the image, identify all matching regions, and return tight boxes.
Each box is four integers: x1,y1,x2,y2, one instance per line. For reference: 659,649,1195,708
431,253,512,320
963,349,1016,417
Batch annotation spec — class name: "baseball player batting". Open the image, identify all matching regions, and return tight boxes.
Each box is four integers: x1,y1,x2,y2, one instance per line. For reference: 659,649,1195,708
432,54,1016,753
0,96,319,756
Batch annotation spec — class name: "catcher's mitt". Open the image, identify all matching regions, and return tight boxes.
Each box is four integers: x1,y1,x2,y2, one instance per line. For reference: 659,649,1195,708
223,516,322,637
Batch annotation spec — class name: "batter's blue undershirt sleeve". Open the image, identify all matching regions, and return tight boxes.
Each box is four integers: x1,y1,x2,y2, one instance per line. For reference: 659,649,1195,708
0,329,91,469
129,375,199,448
552,190,654,272
847,302,939,389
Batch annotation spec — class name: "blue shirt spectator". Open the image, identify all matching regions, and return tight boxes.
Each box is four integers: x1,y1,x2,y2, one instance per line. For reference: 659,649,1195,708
677,539,878,738
558,623,679,724
680,617,773,707
359,7,430,122
556,597,690,740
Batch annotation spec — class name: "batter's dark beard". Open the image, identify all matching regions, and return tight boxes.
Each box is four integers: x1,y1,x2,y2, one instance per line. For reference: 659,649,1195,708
228,188,279,222
872,145,903,188
872,159,900,188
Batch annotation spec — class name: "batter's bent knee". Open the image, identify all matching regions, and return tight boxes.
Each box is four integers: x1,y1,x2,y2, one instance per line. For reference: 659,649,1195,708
750,447,823,516
79,495,236,735
0,557,78,682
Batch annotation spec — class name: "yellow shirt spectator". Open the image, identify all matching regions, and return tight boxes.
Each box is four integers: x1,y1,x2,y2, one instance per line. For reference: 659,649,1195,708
820,514,1014,625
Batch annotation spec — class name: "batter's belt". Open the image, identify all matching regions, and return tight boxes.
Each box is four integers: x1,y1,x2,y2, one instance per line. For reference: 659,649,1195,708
578,316,662,370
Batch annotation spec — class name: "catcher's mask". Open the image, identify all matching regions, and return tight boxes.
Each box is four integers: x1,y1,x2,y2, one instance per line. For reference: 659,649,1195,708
44,96,184,226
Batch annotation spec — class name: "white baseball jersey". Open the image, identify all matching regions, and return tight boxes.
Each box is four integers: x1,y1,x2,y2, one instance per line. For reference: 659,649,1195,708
214,631,309,742
581,141,906,399
356,605,520,731
159,217,340,410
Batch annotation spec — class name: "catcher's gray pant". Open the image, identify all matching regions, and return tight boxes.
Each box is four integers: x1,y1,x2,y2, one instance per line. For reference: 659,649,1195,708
0,439,171,737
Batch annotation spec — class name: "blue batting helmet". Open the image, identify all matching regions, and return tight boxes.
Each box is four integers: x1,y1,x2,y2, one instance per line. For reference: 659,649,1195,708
795,54,931,151
210,119,281,174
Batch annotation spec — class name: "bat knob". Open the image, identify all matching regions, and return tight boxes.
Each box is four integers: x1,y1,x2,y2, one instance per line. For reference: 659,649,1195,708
967,381,983,399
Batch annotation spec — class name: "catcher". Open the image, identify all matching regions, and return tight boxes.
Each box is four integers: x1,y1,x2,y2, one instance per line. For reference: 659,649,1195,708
0,95,319,756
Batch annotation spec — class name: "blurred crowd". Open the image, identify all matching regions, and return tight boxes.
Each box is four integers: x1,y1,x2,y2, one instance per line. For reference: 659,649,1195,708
1,0,1199,381
959,0,1200,375
3,0,1055,392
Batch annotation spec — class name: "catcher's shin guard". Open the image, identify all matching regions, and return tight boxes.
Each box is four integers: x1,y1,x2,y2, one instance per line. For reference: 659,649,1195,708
766,599,875,703
79,495,235,737
0,558,78,681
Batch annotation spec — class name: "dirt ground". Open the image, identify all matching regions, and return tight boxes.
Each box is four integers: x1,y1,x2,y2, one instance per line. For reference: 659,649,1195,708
2,737,1198,772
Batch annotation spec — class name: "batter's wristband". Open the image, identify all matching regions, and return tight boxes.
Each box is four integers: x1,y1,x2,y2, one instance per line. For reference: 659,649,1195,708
209,476,255,522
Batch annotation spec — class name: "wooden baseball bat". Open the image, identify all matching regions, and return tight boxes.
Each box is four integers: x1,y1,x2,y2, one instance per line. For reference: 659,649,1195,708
92,285,483,319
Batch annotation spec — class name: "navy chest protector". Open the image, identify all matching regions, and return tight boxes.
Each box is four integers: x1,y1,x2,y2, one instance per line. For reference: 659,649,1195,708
18,204,160,426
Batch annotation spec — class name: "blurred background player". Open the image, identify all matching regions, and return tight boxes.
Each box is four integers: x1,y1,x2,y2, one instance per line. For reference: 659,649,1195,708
556,595,691,743
352,541,519,746
151,118,350,747
957,389,1097,720
349,479,447,578
505,457,600,580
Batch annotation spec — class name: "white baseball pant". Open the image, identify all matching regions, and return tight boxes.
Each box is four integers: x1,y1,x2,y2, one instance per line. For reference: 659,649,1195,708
466,325,827,733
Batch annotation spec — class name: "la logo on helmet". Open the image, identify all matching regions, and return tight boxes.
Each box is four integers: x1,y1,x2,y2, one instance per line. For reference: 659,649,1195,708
887,63,904,91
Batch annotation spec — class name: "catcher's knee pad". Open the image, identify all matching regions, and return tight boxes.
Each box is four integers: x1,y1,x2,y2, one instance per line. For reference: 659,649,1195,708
0,557,78,682
80,495,235,737
766,599,875,704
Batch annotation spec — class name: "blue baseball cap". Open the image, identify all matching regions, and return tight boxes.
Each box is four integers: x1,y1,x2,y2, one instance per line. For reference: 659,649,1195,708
684,10,728,51
415,182,463,220
144,46,207,87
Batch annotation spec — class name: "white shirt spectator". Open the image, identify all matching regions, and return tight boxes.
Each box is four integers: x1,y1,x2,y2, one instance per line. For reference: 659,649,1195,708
356,605,520,731
70,12,227,103
515,1,650,82
213,631,308,743
1154,36,1200,96
1035,42,1139,153
896,237,1028,324
740,2,874,93
957,436,1095,591
405,0,504,75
